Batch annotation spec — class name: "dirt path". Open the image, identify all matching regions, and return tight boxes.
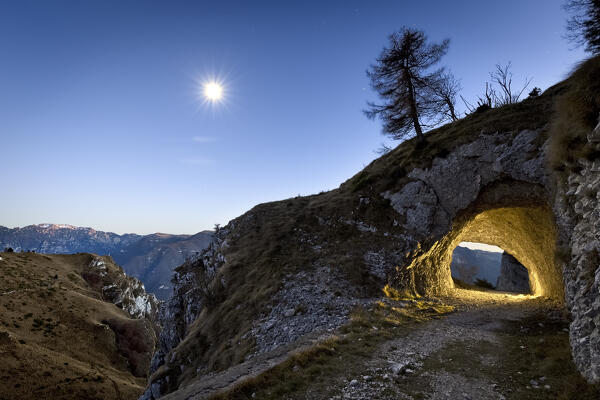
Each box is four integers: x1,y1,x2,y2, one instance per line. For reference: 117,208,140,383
163,290,598,399
334,296,552,399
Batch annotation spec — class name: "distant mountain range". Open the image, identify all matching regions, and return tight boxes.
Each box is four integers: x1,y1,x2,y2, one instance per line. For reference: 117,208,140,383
0,224,213,299
450,245,503,285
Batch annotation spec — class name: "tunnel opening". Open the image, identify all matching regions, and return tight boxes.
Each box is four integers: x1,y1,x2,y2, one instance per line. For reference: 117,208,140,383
395,180,565,303
440,205,562,300
450,241,531,295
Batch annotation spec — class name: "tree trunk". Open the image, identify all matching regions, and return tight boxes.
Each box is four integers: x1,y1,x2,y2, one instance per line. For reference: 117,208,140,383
404,68,424,141
447,98,458,121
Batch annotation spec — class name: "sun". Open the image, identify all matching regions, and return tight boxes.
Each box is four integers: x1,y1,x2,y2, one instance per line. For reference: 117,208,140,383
203,82,223,101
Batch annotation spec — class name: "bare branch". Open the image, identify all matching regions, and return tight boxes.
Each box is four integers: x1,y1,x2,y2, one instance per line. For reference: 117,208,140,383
374,143,393,155
490,62,531,106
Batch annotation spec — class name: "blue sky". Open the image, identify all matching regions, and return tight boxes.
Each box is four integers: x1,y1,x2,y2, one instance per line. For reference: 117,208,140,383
0,0,587,234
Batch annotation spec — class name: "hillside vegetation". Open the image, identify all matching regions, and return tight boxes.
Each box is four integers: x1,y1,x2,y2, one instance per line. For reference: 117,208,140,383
0,252,157,400
145,56,600,399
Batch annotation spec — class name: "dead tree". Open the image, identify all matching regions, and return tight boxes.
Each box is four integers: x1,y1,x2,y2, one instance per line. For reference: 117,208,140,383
462,62,531,113
430,71,461,121
490,62,532,106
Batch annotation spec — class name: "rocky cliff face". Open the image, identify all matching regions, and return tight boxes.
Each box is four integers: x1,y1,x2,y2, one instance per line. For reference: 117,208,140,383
0,224,213,299
140,64,600,398
83,256,160,321
496,252,530,293
554,121,600,382
142,231,229,399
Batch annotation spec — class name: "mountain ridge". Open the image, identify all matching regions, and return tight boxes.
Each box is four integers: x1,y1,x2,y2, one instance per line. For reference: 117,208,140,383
0,224,214,299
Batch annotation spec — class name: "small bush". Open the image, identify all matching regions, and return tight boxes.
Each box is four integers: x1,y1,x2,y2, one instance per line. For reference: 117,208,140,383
4,247,13,253
474,278,495,289
474,103,491,114
528,87,542,98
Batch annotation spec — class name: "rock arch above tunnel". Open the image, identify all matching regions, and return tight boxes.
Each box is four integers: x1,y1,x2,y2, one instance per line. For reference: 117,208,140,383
396,203,562,300
380,129,562,300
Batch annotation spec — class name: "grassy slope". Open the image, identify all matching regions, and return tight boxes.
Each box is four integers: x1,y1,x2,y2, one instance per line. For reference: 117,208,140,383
547,56,600,171
0,252,149,400
211,299,455,399
157,57,598,393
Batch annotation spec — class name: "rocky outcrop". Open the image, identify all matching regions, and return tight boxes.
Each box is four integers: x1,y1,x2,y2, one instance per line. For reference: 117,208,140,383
553,124,600,382
82,255,161,378
381,130,559,298
496,253,530,293
83,256,160,321
141,229,229,399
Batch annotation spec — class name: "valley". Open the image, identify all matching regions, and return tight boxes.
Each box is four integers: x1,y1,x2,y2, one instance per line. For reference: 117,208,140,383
0,224,213,299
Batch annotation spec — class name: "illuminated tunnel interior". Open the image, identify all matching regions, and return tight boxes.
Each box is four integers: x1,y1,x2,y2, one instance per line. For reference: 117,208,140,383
398,181,565,302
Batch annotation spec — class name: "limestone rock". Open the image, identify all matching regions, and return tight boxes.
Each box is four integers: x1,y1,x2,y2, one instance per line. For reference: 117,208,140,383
496,253,530,293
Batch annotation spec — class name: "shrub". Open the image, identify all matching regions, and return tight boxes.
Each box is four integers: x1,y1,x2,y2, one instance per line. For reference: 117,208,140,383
474,103,491,114
4,247,13,253
474,278,495,289
528,87,542,98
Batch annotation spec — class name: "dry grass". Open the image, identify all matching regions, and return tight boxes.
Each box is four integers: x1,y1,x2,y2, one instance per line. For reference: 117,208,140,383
209,300,454,400
548,55,600,171
0,252,149,400
157,193,396,389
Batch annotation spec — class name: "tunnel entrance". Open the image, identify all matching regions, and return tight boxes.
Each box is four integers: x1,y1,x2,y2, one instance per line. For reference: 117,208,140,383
450,241,531,294
403,203,564,302
442,206,561,299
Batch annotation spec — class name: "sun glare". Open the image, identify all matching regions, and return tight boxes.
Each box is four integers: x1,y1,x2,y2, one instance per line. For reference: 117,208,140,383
204,82,223,101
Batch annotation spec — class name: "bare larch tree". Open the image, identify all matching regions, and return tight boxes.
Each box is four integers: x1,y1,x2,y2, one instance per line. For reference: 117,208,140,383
365,28,452,143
